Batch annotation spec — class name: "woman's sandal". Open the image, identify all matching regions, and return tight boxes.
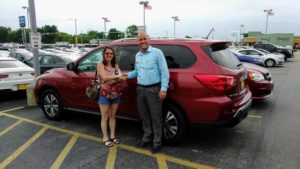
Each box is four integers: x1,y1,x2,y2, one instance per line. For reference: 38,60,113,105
103,139,113,147
111,138,120,144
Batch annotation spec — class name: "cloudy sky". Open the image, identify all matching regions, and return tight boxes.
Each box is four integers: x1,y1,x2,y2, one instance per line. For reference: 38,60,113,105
0,0,299,40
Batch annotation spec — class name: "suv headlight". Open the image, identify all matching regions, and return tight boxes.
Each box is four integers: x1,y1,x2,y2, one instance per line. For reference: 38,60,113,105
249,72,264,81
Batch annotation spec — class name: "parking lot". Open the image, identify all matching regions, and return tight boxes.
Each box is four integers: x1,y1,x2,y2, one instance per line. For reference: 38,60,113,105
1,52,300,169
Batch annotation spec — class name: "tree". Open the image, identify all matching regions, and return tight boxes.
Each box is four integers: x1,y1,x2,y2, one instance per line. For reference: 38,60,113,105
126,25,138,37
87,30,102,39
8,29,23,43
38,25,59,43
0,26,11,43
108,28,124,40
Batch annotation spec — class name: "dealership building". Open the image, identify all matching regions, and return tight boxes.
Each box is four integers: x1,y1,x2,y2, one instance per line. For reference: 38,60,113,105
243,32,299,48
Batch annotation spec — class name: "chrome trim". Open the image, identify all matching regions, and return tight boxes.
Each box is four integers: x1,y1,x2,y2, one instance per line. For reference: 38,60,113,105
233,99,252,118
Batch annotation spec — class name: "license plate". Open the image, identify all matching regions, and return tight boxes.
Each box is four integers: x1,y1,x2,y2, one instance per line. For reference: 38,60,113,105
17,84,27,90
241,81,245,90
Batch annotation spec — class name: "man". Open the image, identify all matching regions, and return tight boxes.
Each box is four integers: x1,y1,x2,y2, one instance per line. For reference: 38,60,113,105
124,32,169,153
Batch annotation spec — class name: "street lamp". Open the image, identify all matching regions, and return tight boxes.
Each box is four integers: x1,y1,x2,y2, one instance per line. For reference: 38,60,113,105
264,9,273,34
69,18,78,47
139,1,150,32
22,6,30,46
102,17,110,39
171,16,180,37
240,24,244,43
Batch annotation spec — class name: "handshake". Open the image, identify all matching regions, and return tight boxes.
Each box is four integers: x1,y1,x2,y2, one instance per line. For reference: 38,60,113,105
115,74,128,80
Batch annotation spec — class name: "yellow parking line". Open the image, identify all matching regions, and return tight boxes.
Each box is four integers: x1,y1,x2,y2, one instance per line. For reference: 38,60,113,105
156,154,168,169
118,144,216,169
1,107,25,113
105,146,117,169
0,127,48,169
0,111,102,143
0,120,23,137
0,111,216,169
248,115,262,119
50,135,79,169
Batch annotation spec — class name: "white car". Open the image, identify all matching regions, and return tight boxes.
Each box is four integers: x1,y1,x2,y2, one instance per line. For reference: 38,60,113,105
0,50,9,57
0,57,35,91
238,48,285,67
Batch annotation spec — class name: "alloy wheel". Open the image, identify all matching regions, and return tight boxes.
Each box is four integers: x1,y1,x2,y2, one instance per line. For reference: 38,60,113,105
43,93,59,117
163,110,178,140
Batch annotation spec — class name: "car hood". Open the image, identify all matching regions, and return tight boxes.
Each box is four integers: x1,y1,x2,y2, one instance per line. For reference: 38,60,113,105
243,62,269,74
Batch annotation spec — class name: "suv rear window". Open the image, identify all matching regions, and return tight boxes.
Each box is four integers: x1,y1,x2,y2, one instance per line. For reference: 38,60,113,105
116,45,197,70
203,43,241,69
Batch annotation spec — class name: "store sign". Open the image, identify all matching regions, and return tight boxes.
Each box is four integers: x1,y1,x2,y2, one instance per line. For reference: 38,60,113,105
19,16,26,27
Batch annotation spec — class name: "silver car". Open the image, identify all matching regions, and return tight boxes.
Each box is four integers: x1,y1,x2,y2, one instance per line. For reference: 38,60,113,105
238,48,284,67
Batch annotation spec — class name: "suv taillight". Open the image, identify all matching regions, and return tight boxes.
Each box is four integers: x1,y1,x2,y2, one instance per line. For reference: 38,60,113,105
0,74,8,79
194,75,235,91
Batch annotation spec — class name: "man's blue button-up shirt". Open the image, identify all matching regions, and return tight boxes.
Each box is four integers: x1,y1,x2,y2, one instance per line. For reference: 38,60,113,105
127,46,170,91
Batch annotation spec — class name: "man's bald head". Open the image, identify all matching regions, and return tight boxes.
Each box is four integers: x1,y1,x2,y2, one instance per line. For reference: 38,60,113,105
137,32,149,52
137,32,148,40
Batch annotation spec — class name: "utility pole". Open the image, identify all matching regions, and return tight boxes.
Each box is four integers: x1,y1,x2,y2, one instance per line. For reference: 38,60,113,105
28,0,40,76
264,9,273,34
102,17,110,39
171,16,180,37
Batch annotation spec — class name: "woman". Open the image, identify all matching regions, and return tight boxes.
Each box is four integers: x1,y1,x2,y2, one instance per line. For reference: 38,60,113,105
97,46,122,147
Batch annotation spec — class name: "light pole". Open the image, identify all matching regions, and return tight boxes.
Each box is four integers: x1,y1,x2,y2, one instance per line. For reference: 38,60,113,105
69,18,78,47
22,6,30,46
102,17,110,39
240,24,244,43
171,16,180,37
139,1,150,32
264,9,273,34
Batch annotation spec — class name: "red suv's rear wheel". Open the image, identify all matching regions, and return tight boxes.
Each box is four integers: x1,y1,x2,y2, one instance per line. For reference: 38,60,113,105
162,103,187,144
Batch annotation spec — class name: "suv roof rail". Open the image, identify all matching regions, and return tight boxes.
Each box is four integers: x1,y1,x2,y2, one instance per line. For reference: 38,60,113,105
113,37,206,42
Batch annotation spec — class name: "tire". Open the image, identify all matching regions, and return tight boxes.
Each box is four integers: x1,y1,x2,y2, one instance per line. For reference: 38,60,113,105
162,103,187,144
265,59,275,67
40,89,64,120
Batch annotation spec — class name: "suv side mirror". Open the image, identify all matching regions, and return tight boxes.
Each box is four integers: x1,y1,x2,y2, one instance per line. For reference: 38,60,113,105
67,62,76,71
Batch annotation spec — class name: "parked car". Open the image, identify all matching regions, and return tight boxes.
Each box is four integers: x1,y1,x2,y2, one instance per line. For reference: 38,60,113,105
25,53,81,74
255,48,286,60
9,49,33,62
238,48,284,67
0,57,35,91
253,42,294,61
0,50,10,57
34,38,252,143
231,49,264,66
243,62,273,100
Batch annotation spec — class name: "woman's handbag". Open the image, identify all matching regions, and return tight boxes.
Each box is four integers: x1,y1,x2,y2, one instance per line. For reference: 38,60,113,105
86,71,100,101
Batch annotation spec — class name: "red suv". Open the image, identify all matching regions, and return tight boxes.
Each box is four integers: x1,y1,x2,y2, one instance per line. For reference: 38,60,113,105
34,38,252,143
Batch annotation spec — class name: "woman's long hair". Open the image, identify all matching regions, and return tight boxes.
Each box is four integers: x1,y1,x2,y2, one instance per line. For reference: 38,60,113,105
102,46,116,68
